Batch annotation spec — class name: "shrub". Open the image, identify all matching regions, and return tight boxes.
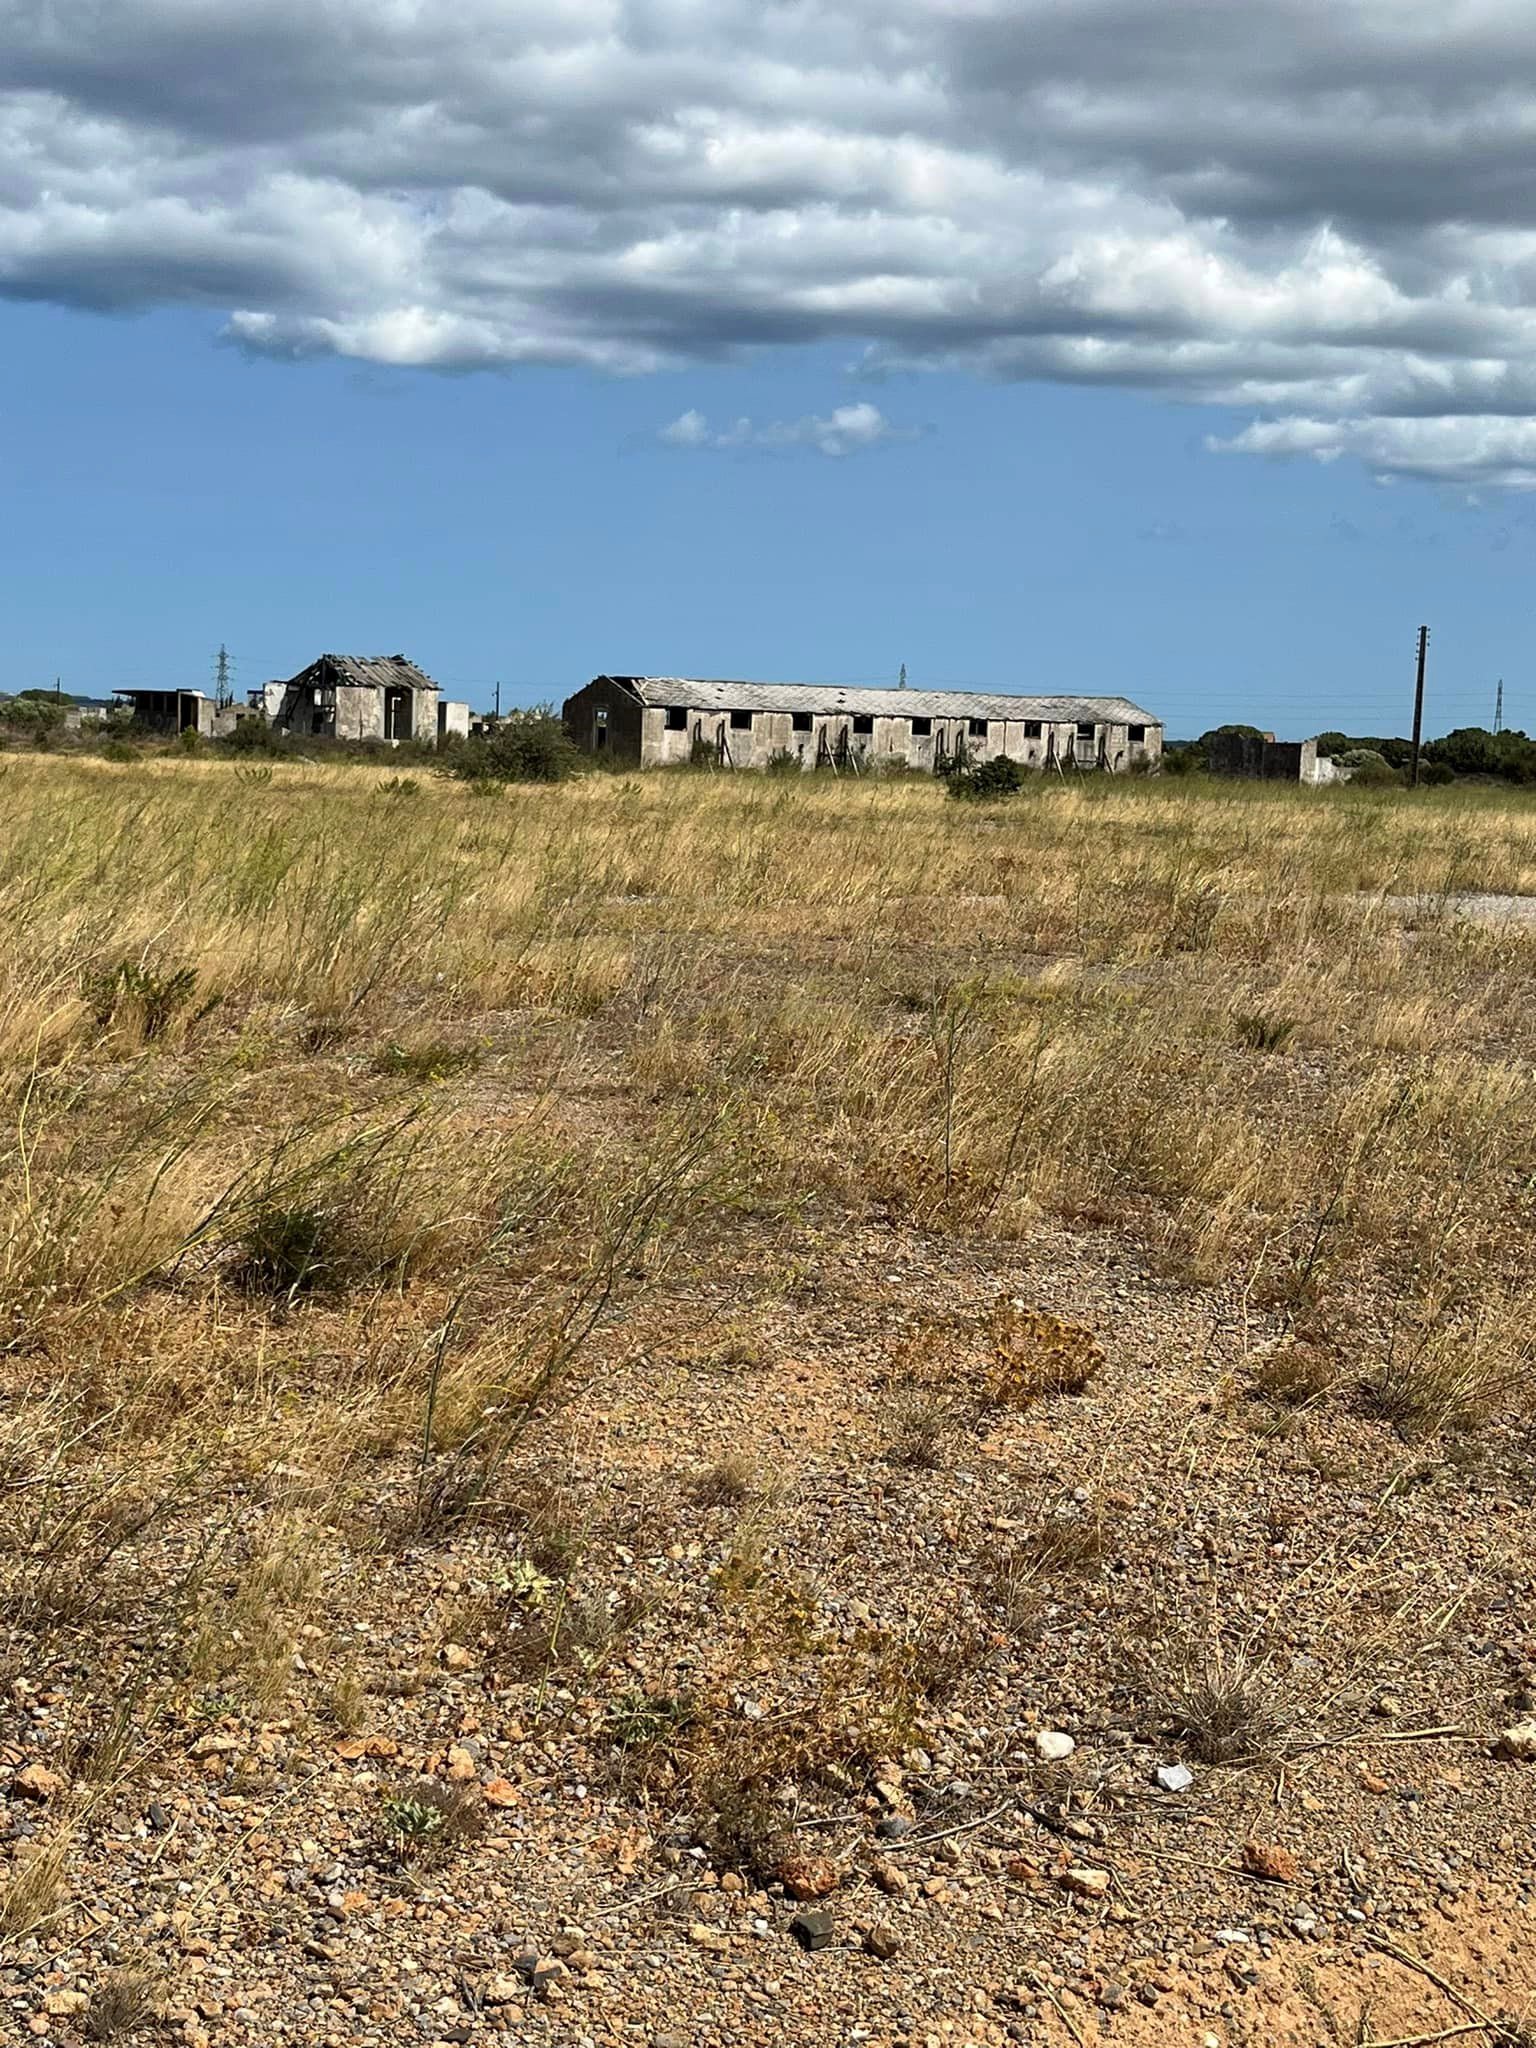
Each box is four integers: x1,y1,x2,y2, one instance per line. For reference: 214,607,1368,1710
223,716,282,755
1336,748,1401,788
233,1203,336,1298
1231,1011,1299,1053
84,1967,158,2041
765,749,803,778
1248,1344,1338,1408
83,959,200,1040
948,754,1029,802
690,1452,759,1506
377,1779,485,1868
984,1300,1105,1405
448,707,581,784
1150,1639,1292,1763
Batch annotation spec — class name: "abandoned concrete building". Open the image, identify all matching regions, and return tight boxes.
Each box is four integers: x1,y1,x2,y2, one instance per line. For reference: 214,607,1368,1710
115,687,232,738
562,677,1163,774
1207,730,1343,785
251,655,471,743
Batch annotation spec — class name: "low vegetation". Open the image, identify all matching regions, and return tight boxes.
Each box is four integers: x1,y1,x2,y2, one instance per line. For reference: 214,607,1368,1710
2,753,1535,2027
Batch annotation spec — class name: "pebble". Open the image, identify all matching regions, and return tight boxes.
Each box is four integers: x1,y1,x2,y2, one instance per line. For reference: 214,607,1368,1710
1154,1764,1193,1793
1496,1721,1536,1761
789,1909,835,1953
1034,1732,1076,1763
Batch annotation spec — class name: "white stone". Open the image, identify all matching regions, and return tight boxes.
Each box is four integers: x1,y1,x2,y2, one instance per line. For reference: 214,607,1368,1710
1035,1730,1076,1762
1496,1720,1536,1760
1154,1763,1194,1792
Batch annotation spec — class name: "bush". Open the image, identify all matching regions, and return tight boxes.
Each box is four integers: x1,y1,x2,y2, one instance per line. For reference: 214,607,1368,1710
448,707,581,784
948,755,1029,802
1336,748,1400,788
765,749,803,778
223,716,282,756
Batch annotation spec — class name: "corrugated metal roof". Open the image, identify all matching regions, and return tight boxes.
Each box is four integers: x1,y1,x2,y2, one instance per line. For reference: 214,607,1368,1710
606,677,1159,725
308,654,440,693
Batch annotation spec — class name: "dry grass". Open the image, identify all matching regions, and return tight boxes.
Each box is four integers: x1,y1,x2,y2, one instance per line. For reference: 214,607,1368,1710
4,754,1536,1955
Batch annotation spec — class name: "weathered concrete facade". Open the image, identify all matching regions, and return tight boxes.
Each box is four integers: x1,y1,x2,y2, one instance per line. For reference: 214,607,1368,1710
1208,731,1335,784
116,687,218,737
255,655,456,744
563,677,1163,774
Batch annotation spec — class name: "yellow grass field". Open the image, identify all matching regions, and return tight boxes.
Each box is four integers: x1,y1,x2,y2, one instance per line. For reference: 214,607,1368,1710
2,752,1535,2042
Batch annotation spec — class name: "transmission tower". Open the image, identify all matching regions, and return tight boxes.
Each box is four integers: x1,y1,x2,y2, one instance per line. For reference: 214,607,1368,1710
1495,678,1504,734
898,662,907,689
214,644,234,708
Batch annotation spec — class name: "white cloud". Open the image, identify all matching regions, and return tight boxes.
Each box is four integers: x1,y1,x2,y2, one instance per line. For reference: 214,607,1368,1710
658,400,918,455
6,3,1536,482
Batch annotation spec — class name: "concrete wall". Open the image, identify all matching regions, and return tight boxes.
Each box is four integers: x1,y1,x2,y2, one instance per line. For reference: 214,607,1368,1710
121,691,214,735
563,682,1162,774
264,674,439,743
438,700,471,739
1209,732,1319,782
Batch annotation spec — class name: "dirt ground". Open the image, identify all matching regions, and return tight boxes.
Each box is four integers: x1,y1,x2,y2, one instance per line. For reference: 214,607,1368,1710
3,763,1535,2046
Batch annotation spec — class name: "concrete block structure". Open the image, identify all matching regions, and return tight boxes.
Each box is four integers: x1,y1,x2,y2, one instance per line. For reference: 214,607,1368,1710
1208,731,1337,784
115,687,217,737
254,654,464,744
562,677,1163,774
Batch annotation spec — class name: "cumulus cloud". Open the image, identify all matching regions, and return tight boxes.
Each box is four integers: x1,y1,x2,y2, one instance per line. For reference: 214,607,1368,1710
658,401,918,455
5,2,1536,483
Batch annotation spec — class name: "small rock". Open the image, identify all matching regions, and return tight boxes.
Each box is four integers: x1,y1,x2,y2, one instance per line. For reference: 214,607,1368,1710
444,1745,477,1783
1098,1983,1128,2011
12,1764,64,1803
778,1855,838,1901
876,1814,913,1841
1241,1840,1300,1885
1495,1721,1536,1761
789,1908,836,1952
1034,1731,1076,1763
864,1924,902,1961
869,1860,907,1895
1154,1763,1193,1793
480,1975,522,2006
44,1991,88,2017
482,1777,519,1808
1061,1865,1111,1898
441,1644,475,1672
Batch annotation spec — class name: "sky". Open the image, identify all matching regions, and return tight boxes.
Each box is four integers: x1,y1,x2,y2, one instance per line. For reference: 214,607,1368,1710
5,2,1536,737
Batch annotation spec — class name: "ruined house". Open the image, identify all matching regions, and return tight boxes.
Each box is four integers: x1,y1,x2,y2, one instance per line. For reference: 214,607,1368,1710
115,687,222,737
1206,731,1341,784
562,677,1163,774
252,655,471,744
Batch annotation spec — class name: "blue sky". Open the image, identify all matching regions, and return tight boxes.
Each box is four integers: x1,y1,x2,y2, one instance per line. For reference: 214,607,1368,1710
7,301,1532,738
7,2,1536,739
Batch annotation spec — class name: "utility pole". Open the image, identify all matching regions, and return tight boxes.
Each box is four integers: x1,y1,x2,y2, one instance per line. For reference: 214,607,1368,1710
1495,679,1504,734
1410,624,1429,788
494,680,501,720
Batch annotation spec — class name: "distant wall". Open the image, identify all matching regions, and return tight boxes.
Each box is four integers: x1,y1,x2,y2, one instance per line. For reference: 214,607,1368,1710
1209,732,1320,783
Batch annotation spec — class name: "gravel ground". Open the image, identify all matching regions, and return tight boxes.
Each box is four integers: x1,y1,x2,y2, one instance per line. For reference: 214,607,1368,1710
4,1212,1533,2048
